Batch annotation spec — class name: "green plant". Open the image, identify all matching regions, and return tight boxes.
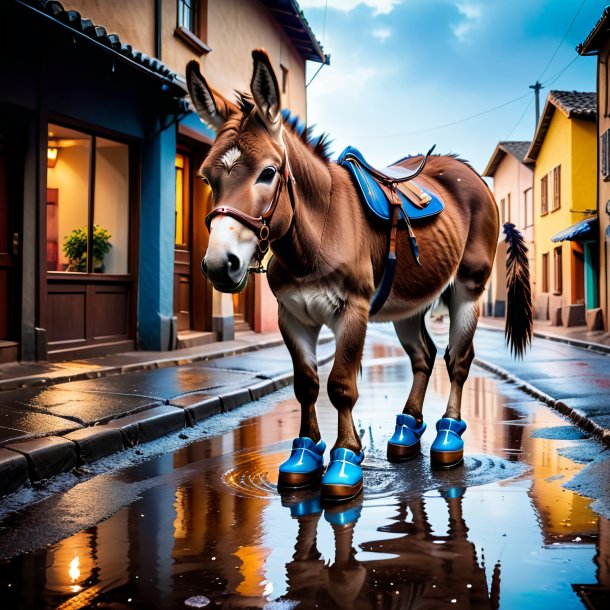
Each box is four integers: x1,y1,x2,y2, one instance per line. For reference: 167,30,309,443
63,225,112,271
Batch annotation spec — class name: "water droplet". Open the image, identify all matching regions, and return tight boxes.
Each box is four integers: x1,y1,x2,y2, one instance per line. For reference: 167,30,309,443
185,596,211,608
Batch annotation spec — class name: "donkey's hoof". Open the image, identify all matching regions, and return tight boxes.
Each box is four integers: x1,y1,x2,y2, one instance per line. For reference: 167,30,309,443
321,448,364,502
278,437,326,490
387,414,426,462
430,417,467,469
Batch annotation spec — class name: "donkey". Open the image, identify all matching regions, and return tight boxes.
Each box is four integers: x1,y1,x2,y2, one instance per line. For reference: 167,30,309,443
186,50,532,502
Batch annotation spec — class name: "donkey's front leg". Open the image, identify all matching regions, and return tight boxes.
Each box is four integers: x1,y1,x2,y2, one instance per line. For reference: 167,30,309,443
277,304,325,490
321,298,368,502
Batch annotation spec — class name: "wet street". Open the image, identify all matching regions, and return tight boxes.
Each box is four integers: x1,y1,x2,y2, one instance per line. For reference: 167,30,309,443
0,326,609,609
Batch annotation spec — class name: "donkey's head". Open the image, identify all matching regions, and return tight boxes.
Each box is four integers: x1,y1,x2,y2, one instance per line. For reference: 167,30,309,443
186,50,291,293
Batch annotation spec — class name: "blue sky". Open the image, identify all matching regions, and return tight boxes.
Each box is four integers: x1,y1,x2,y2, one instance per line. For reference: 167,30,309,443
299,0,605,173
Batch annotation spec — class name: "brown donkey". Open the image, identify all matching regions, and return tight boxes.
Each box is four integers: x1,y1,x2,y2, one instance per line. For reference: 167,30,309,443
186,50,532,502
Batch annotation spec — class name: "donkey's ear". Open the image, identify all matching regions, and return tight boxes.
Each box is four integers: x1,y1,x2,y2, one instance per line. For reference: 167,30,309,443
250,49,281,136
186,60,237,131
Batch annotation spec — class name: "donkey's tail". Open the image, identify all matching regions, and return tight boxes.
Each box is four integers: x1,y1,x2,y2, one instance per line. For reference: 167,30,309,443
503,223,533,358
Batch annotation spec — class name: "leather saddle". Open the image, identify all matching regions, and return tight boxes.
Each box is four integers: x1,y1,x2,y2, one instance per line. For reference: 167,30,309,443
338,146,444,223
338,146,444,316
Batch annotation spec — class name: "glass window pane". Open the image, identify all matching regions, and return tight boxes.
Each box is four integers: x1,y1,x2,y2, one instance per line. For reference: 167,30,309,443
47,124,91,272
93,138,129,274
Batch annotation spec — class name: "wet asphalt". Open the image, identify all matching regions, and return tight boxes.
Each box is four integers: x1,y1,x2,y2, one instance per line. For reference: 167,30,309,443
0,325,608,609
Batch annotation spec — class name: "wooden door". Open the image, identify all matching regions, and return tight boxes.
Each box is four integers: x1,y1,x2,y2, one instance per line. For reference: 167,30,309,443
174,152,192,331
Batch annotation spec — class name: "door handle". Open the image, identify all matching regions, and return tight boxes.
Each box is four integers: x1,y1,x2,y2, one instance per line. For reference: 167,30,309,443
12,232,18,256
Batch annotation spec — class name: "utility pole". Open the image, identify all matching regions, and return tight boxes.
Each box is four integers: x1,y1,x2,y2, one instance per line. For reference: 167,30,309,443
529,81,543,131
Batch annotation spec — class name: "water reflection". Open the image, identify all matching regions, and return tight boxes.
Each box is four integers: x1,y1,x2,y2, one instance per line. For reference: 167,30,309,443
0,337,608,608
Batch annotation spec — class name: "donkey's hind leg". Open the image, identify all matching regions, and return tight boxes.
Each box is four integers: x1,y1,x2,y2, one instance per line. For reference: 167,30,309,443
277,304,325,489
387,314,436,461
431,281,479,468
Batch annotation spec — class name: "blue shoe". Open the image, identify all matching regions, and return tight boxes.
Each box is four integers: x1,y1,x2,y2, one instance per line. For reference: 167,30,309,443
282,493,322,518
278,437,326,489
321,448,364,502
430,417,467,468
387,414,426,461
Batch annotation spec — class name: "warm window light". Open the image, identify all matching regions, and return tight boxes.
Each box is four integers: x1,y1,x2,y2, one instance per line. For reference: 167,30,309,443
47,147,59,168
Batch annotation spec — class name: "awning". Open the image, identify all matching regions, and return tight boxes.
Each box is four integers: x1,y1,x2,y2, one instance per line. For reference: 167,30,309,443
551,217,598,242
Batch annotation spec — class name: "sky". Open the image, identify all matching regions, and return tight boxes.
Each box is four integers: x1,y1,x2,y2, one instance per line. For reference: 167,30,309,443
298,0,605,174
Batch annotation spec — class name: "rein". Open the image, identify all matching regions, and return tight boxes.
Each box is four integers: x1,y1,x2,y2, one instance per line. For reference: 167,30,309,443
205,135,295,273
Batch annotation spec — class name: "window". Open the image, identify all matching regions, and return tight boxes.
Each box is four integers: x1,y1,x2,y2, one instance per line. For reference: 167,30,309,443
554,246,563,294
499,198,505,224
552,165,561,211
506,193,511,223
523,187,532,228
175,0,209,53
540,174,548,215
542,252,549,293
47,123,130,275
602,129,610,180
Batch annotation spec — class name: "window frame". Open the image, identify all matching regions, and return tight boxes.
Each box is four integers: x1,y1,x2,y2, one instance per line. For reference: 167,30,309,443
602,129,610,181
542,252,549,293
46,121,133,277
523,187,533,228
540,174,548,216
175,0,211,55
551,165,561,211
553,245,563,295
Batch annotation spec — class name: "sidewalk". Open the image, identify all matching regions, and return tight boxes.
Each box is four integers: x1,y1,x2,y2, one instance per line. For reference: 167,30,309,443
0,331,335,496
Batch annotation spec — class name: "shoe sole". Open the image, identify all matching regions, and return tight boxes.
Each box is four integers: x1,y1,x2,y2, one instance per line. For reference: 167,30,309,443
387,440,421,462
320,480,363,503
430,449,464,469
277,467,323,490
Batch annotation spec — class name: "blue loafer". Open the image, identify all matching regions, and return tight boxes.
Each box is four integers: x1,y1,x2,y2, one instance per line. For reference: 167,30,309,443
387,414,426,461
278,437,326,489
430,417,467,468
321,448,364,502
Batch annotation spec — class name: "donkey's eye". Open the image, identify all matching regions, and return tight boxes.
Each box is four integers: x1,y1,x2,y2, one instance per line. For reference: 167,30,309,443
201,176,210,185
256,166,277,184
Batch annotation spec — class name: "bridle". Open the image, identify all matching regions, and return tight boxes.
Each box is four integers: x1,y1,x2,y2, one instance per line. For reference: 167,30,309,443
204,133,295,273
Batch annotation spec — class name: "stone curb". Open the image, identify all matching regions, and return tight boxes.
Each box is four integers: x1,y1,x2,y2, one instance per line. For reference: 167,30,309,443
0,348,336,498
473,357,610,448
478,321,610,355
0,335,335,392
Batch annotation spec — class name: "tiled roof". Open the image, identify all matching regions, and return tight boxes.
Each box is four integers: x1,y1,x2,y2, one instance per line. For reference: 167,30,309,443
262,1,329,64
483,141,533,177
525,90,596,163
578,6,610,55
18,0,187,97
548,90,597,120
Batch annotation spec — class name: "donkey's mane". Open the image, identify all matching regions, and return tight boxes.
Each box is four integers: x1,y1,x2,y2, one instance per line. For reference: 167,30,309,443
234,92,332,162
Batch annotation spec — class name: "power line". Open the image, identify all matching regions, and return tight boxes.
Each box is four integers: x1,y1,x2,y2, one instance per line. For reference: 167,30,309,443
505,96,534,140
336,91,530,139
541,54,581,87
538,0,588,81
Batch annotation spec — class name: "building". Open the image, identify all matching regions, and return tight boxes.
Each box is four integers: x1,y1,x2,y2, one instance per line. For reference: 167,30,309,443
0,0,326,363
524,91,598,328
482,141,534,318
578,8,610,331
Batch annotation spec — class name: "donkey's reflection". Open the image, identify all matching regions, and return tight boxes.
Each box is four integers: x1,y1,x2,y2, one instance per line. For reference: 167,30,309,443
280,488,500,609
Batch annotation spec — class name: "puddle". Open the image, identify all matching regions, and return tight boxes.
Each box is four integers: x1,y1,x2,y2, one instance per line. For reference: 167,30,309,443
0,333,608,609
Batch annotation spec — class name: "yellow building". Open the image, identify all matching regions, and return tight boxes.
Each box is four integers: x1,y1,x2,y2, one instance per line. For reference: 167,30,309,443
525,91,598,328
578,8,610,331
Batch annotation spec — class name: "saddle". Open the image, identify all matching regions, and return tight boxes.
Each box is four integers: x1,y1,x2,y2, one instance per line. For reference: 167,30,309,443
338,146,444,315
338,146,445,223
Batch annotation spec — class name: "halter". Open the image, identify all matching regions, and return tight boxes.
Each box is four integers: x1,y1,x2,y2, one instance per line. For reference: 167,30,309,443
204,134,295,273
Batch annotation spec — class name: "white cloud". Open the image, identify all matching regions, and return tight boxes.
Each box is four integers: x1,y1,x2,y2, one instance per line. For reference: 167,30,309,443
299,0,400,16
372,27,392,42
452,2,483,42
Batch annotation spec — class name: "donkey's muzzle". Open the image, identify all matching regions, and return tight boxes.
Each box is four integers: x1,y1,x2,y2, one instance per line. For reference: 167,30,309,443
201,254,248,293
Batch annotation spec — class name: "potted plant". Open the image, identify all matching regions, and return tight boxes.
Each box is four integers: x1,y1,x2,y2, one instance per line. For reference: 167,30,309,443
63,225,112,272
